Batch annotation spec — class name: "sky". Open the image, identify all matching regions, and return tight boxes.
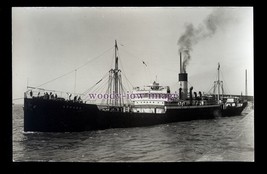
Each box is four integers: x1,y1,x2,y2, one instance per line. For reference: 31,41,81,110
12,7,253,104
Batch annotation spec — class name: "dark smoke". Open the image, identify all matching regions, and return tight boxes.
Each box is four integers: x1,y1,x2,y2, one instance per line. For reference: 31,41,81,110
178,8,236,72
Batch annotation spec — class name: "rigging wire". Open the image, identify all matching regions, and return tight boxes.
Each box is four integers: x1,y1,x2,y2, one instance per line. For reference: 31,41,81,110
120,82,132,105
81,71,110,95
117,49,134,91
121,72,134,91
119,44,153,82
35,70,75,88
35,46,114,88
220,70,230,95
94,79,110,98
83,77,110,102
109,46,115,69
75,46,114,70
97,42,133,105
86,77,109,97
207,85,215,94
100,77,112,106
205,69,219,94
12,97,24,101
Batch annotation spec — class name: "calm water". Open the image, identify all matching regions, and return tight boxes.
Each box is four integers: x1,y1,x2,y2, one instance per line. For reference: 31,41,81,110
13,103,254,162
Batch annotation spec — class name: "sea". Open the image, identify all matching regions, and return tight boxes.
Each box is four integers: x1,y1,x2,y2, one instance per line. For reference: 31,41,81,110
12,103,254,162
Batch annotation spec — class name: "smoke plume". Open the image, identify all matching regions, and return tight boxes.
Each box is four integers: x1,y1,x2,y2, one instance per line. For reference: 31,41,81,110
178,8,236,72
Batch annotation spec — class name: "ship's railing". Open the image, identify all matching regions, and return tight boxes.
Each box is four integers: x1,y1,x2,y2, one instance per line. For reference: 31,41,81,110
165,98,218,106
96,104,167,114
25,87,85,103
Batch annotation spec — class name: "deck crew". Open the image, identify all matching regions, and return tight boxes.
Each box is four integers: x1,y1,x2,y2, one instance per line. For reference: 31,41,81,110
77,96,81,103
67,93,72,100
44,92,49,99
50,92,54,99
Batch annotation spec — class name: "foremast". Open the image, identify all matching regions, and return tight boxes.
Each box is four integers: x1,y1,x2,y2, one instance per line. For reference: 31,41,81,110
106,40,124,108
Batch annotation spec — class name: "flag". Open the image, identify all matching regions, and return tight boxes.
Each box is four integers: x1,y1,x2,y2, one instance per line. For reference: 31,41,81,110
142,61,147,67
217,63,220,70
115,40,118,50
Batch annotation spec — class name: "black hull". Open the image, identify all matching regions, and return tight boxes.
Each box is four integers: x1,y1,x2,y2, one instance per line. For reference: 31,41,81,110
222,101,248,117
24,98,222,132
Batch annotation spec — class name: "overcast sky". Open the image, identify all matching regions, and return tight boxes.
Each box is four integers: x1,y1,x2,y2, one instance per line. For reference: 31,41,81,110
12,7,253,104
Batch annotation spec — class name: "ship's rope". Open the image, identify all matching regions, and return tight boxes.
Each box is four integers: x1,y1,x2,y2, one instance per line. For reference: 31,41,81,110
35,70,75,89
207,85,215,95
205,66,233,96
205,70,221,95
12,97,24,101
81,43,135,105
121,71,134,91
100,78,112,106
117,53,134,90
94,43,134,106
81,71,110,95
220,71,230,95
119,43,153,82
34,46,114,89
120,80,132,105
83,76,110,102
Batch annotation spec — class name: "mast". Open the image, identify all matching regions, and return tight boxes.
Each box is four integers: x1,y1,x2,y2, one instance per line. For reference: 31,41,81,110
106,40,123,107
217,63,220,101
74,69,77,94
114,40,119,106
245,69,248,99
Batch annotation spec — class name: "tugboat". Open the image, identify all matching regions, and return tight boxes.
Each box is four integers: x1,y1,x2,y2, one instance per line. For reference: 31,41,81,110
24,41,222,132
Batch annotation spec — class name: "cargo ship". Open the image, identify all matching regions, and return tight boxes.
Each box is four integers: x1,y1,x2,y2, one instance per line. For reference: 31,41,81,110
24,41,223,132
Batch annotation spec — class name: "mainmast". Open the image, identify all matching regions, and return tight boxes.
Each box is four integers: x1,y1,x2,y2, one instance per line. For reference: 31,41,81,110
245,69,248,99
217,63,220,101
114,40,119,106
213,62,224,103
